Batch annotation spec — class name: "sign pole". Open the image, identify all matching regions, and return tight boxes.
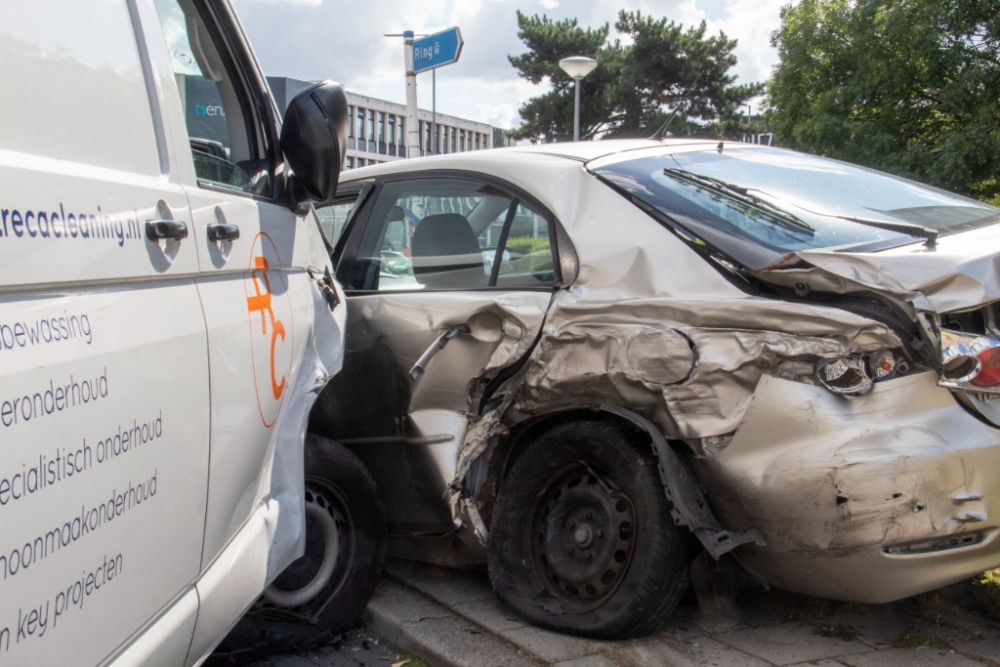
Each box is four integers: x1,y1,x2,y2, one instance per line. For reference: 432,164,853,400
432,68,436,155
403,30,420,158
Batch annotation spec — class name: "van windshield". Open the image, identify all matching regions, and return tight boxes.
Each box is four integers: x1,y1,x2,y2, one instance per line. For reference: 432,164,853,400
592,146,1000,268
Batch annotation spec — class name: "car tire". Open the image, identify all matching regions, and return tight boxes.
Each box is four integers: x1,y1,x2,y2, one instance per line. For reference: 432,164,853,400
208,435,386,664
488,420,691,639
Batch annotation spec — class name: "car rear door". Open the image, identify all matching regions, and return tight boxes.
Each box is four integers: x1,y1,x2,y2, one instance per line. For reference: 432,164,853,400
315,173,565,548
0,1,209,664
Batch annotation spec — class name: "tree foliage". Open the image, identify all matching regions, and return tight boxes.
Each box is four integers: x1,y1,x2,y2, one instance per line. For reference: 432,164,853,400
508,10,763,142
767,0,1000,198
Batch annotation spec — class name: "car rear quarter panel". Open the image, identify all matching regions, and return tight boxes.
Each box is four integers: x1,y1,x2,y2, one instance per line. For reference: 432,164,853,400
692,371,1000,602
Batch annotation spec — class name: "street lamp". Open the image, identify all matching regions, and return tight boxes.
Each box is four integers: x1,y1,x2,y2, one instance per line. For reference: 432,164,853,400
559,56,598,141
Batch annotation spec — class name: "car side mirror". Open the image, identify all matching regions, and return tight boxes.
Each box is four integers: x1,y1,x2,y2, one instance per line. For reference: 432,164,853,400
280,80,348,205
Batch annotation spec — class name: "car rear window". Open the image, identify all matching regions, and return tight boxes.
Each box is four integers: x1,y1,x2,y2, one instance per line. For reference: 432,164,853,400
592,147,1000,266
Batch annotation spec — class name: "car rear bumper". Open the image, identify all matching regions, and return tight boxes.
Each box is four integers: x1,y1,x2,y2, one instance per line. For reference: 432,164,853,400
693,371,1000,603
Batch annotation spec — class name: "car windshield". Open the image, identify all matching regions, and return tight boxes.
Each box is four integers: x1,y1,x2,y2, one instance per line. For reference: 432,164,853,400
592,146,1000,268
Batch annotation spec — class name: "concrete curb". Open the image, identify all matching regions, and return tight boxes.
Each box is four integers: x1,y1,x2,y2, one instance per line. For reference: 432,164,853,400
365,577,544,667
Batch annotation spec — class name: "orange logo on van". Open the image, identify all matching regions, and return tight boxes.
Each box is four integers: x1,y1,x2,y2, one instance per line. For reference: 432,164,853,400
245,232,294,428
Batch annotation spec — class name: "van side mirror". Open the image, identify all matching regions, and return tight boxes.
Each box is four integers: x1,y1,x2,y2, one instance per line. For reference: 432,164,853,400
280,80,349,205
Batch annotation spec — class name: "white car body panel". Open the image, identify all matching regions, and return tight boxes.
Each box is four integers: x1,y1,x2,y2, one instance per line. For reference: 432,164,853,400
0,0,346,665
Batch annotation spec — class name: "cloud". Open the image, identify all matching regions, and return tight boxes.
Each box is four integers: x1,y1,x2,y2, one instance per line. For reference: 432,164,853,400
706,0,786,86
230,0,783,128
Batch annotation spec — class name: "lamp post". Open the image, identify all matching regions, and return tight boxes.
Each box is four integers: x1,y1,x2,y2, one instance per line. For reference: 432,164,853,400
559,56,598,141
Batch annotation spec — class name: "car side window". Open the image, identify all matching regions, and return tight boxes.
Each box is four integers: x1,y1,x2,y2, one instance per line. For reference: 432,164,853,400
348,179,516,291
151,0,273,196
493,202,556,288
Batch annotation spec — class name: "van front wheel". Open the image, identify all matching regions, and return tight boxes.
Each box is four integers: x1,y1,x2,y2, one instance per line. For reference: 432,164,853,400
208,435,386,664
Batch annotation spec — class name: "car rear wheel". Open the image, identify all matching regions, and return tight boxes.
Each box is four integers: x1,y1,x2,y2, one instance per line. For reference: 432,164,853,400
488,420,691,639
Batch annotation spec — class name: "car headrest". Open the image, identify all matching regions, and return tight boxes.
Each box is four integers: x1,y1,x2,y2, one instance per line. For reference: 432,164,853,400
411,213,486,289
387,205,406,222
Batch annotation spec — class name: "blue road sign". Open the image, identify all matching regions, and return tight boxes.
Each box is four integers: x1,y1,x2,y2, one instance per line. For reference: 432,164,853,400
412,27,464,74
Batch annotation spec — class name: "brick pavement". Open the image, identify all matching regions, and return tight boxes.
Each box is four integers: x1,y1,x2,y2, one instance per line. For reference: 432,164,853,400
247,558,1000,667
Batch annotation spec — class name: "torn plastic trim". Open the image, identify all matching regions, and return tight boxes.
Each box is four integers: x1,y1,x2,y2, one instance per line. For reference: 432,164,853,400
446,407,508,548
598,403,765,560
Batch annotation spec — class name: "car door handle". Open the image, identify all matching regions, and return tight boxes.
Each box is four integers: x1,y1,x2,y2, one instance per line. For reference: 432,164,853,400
146,219,189,240
207,223,240,241
410,324,470,381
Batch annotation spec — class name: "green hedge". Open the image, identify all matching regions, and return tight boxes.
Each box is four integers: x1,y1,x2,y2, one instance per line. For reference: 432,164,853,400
504,236,550,256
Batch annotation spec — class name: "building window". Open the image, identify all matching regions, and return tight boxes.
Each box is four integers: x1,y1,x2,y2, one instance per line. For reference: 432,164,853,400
451,128,456,153
346,156,353,169
356,108,365,140
378,112,385,144
425,122,431,153
459,129,465,152
348,107,354,138
417,120,422,150
398,117,405,147
368,110,375,150
474,133,480,150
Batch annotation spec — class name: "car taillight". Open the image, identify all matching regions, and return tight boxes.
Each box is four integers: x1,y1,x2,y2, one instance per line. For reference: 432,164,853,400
819,355,872,395
941,335,1000,389
817,350,902,396
970,337,1000,388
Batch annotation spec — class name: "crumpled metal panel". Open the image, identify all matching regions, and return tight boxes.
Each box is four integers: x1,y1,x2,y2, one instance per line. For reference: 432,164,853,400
260,276,346,583
774,222,1000,314
513,293,901,439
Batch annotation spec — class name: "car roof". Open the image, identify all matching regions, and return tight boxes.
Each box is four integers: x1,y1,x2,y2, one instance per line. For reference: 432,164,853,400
337,138,724,184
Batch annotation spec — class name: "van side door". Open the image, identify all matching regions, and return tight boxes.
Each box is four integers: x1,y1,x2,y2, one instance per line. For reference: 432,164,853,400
0,1,210,664
143,1,338,658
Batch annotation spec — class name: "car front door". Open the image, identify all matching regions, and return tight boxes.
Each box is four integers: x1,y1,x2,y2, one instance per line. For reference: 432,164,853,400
315,173,565,556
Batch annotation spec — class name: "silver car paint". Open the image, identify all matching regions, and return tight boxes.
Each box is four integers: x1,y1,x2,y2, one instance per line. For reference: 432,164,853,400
325,140,1000,603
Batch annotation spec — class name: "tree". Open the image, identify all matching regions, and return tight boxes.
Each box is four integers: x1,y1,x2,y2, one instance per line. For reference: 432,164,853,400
508,10,764,142
767,0,1000,199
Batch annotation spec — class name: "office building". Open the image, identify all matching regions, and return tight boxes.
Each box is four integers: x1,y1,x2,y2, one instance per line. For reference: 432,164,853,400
267,77,511,170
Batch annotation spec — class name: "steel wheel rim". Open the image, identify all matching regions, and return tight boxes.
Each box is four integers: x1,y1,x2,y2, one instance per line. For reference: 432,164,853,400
263,487,341,608
526,461,637,613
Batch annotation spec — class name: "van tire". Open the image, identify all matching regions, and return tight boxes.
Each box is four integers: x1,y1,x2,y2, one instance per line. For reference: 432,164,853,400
488,421,691,639
208,435,385,664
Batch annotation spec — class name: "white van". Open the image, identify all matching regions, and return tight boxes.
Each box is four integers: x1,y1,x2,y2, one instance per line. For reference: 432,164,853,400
0,1,383,665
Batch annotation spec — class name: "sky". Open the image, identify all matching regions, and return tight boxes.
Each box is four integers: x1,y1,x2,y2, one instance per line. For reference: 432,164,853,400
231,0,788,130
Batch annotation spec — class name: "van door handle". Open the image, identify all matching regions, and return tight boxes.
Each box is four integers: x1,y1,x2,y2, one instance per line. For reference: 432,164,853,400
207,223,240,241
146,220,189,240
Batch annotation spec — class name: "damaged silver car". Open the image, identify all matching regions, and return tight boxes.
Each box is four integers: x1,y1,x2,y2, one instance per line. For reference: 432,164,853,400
308,139,1000,638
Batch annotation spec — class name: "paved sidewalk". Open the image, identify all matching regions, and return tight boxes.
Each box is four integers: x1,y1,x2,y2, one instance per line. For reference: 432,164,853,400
365,558,999,667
